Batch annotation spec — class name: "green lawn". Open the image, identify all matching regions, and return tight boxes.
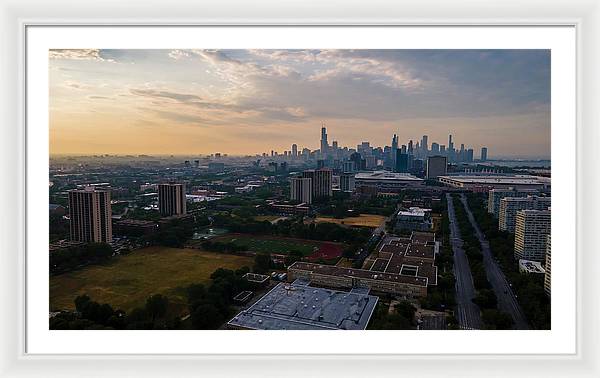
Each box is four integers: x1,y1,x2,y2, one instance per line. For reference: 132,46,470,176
214,234,321,256
49,246,253,314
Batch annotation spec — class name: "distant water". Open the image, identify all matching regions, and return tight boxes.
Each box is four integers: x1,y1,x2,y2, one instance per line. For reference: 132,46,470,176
479,160,551,168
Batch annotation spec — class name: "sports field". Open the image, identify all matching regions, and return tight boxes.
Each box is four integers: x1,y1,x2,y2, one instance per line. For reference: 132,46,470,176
315,214,387,228
49,246,253,313
213,234,321,256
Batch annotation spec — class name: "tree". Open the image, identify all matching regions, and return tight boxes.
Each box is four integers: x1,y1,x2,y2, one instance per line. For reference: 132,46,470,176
74,294,91,313
145,294,169,320
284,250,304,266
190,303,222,329
395,301,417,321
253,252,272,274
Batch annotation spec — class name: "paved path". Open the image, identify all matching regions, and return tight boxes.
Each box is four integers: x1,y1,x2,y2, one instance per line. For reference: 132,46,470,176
446,193,483,330
459,194,530,330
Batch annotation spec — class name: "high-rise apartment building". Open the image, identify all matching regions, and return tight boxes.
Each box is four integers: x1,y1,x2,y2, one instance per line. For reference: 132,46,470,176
302,168,333,198
68,187,112,243
487,188,539,217
499,196,551,233
158,183,187,217
426,156,447,179
290,177,313,204
544,234,551,296
514,209,551,262
340,173,356,193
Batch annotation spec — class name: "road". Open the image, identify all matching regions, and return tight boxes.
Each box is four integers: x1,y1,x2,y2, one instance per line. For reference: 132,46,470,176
446,193,483,330
458,194,530,330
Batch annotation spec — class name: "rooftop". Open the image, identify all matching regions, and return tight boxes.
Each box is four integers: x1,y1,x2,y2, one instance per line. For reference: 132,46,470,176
227,282,378,330
289,262,429,287
438,175,549,185
355,171,423,182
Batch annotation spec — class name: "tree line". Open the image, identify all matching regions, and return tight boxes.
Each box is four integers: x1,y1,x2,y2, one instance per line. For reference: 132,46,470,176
465,193,550,330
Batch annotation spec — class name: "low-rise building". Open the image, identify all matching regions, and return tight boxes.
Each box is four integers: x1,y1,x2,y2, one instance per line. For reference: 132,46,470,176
518,259,546,274
355,171,423,192
227,280,378,330
395,207,432,232
438,174,550,192
288,232,438,300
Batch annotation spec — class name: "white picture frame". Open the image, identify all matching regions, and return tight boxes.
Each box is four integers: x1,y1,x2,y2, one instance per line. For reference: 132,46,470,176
1,0,599,377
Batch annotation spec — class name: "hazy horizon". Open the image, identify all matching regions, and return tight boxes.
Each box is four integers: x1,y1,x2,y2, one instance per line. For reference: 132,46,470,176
49,49,551,158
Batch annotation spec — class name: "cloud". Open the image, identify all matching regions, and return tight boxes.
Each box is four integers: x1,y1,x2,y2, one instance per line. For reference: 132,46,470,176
49,49,115,62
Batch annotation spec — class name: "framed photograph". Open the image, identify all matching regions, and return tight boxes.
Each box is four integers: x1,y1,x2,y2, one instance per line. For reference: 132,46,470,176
1,0,599,377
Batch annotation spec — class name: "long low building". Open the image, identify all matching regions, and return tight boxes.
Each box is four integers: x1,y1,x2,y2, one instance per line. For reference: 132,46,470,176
227,280,378,330
288,232,438,300
354,171,424,191
288,262,429,299
438,174,550,192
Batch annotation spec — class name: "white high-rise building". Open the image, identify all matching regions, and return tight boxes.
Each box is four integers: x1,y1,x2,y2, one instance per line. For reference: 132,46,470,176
290,177,313,204
514,209,551,262
340,173,356,193
499,196,551,233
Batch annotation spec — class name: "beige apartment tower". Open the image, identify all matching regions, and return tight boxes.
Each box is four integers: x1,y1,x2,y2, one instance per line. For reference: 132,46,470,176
158,183,187,217
499,196,551,233
290,177,313,204
302,168,333,198
514,209,551,262
68,187,112,243
544,234,551,297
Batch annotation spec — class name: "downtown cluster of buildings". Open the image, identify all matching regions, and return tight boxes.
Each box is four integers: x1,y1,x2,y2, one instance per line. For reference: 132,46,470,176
273,126,485,175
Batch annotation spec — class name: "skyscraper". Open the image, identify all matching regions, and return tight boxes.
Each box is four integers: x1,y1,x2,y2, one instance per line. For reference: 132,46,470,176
421,135,428,154
481,147,488,161
426,156,447,179
395,151,409,173
448,134,454,151
514,209,551,262
320,125,328,157
290,177,313,204
158,183,187,217
431,142,440,154
68,187,112,243
292,144,298,157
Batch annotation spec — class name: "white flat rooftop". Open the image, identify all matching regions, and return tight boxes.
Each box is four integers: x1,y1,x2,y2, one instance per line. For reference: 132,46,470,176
355,171,423,181
439,175,547,185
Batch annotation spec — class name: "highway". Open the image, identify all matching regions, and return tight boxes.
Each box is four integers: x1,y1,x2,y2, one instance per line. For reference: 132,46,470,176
446,193,483,330
459,194,530,330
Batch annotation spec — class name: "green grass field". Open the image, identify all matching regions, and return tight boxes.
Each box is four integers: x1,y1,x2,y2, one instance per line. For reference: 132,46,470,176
49,246,253,314
213,234,321,256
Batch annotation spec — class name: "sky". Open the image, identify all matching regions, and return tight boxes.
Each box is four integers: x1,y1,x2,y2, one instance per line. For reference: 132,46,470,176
49,49,551,158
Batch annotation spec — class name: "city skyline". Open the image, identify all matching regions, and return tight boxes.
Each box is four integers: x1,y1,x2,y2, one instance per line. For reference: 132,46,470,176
50,49,551,158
